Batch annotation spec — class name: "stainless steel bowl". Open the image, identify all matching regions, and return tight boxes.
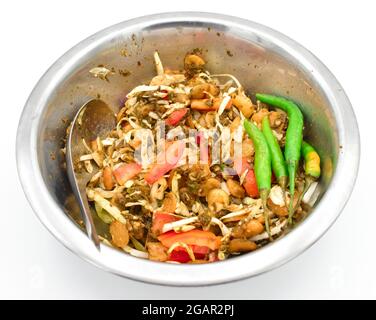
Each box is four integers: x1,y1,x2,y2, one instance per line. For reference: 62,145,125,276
16,12,360,286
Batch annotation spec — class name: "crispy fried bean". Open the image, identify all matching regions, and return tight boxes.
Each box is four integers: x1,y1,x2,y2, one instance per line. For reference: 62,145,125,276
147,242,168,262
191,83,219,99
207,188,229,213
228,239,258,253
200,178,221,197
110,220,129,248
161,192,178,213
103,166,114,190
251,108,269,124
232,219,264,238
226,179,245,198
184,54,205,71
232,94,255,118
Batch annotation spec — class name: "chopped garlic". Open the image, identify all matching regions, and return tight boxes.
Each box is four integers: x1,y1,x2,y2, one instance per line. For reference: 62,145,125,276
217,95,231,116
124,180,134,188
101,138,116,146
269,185,286,206
162,217,198,233
302,181,319,205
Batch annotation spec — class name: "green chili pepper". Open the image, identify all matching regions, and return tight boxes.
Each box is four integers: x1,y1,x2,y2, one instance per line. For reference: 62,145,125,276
256,93,303,224
243,119,272,236
301,141,321,179
261,116,288,191
294,140,321,210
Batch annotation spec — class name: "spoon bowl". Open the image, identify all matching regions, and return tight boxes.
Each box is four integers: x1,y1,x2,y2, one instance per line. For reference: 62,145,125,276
65,99,116,249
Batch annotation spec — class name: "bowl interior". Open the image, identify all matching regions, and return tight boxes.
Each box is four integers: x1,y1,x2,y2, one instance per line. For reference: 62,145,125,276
36,18,338,255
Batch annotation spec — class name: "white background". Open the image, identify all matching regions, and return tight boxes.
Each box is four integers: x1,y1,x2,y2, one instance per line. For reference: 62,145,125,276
1,0,374,299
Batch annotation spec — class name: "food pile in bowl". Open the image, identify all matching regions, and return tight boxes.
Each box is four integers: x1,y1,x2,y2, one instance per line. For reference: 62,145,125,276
70,51,321,264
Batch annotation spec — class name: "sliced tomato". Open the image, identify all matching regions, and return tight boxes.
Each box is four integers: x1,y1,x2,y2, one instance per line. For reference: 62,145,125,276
151,212,180,236
169,245,210,263
145,140,185,185
233,157,259,198
234,156,250,176
197,132,209,164
169,249,192,263
165,108,188,126
243,169,259,198
158,230,221,251
190,245,210,259
112,162,142,185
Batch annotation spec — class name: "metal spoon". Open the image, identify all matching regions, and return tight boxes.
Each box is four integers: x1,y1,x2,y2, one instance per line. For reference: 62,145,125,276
66,99,116,250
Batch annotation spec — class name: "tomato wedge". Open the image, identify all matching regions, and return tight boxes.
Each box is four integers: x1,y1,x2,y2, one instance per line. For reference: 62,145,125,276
233,157,259,198
165,108,188,126
234,156,250,176
169,249,192,263
112,162,142,185
243,169,259,198
197,132,209,164
151,212,180,236
158,230,221,251
169,245,210,263
145,140,185,185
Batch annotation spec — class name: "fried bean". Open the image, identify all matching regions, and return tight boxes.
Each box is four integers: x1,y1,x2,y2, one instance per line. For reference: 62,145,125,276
207,188,229,213
200,178,221,197
191,83,219,99
242,138,255,158
103,166,114,190
147,242,168,262
251,108,269,124
226,179,245,198
161,192,177,213
184,54,205,71
228,239,258,253
110,220,129,248
232,219,264,238
232,94,255,118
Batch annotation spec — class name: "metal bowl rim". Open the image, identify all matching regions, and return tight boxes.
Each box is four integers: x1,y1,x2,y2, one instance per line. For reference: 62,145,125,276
16,11,360,286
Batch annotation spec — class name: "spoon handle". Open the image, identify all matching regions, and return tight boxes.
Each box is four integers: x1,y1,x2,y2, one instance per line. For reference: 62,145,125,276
66,152,101,250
